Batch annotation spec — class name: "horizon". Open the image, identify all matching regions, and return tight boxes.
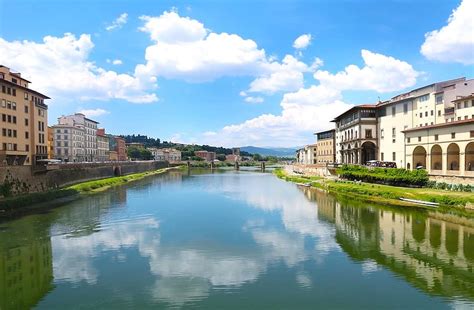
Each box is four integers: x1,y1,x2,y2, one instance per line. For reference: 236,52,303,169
0,0,472,148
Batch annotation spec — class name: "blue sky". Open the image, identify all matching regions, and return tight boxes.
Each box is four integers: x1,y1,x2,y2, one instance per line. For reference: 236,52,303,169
0,0,472,147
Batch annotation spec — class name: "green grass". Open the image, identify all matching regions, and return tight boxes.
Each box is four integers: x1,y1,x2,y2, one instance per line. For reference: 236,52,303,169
273,168,322,184
274,168,474,210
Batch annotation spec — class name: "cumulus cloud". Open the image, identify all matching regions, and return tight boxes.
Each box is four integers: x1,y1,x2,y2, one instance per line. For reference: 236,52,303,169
314,50,419,92
198,50,418,147
248,55,309,94
0,33,157,103
293,34,312,49
106,58,123,65
77,108,110,118
420,0,474,65
106,13,128,31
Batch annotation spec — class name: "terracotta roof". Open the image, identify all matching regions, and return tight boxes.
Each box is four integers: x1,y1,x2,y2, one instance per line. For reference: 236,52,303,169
452,93,474,102
331,104,377,122
402,119,474,133
0,77,50,99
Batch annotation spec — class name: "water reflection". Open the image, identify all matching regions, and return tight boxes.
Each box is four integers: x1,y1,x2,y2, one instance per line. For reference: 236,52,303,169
303,187,474,300
0,170,472,308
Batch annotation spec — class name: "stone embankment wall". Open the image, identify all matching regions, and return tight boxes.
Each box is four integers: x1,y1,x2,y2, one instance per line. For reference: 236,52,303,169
285,164,335,177
0,161,169,195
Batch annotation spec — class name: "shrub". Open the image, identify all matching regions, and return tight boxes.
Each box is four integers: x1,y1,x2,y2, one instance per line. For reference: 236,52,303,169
336,165,428,187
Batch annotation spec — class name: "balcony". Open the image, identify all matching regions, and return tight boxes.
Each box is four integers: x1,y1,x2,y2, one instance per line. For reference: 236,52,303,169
444,107,455,115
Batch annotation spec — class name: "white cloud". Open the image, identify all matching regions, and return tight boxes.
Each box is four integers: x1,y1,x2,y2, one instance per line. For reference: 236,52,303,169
293,34,312,49
112,59,123,65
247,55,309,94
420,0,474,65
314,49,419,92
77,108,110,118
0,33,157,103
106,13,128,31
244,96,264,104
197,50,418,147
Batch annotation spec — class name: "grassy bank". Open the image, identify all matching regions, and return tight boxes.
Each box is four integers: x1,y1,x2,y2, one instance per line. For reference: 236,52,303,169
0,168,173,215
274,168,474,213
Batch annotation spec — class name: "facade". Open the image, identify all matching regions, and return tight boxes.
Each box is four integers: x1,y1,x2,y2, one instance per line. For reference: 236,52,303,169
0,65,49,166
52,124,85,162
376,78,474,168
115,136,127,161
150,148,182,162
315,129,335,164
296,144,317,164
47,126,54,159
58,113,98,162
96,129,109,162
333,105,378,165
195,150,216,161
226,154,241,162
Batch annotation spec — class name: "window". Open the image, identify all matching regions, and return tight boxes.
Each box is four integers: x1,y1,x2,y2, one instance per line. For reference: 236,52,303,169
438,110,441,116
470,131,474,138
381,152,384,161
451,132,455,139
24,92,28,100
418,136,421,142
7,115,11,123
381,129,384,139
12,116,16,124
458,117,461,121
419,94,429,102
365,129,372,139
420,113,422,118
24,105,28,113
465,101,469,108
392,127,396,137
12,102,16,110
56,135,61,140
407,137,410,143
392,152,396,161
7,101,11,109
1,114,5,122
431,110,433,116
12,89,16,96
1,99,5,107
2,128,6,136
403,103,408,114
425,111,428,117
25,118,28,126
435,94,443,104
392,106,396,116
25,132,29,139
25,144,29,152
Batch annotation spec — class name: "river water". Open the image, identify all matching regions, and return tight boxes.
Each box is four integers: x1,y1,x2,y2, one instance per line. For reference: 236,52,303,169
0,169,473,309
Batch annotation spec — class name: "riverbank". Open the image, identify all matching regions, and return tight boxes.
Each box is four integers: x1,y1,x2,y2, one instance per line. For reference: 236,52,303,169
0,167,177,218
274,168,474,215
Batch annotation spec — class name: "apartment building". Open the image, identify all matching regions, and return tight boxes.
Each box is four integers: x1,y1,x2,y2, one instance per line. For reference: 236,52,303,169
0,65,49,166
96,129,110,162
58,113,98,162
150,148,182,162
332,105,378,165
315,129,335,164
115,136,127,161
296,144,317,164
52,123,85,162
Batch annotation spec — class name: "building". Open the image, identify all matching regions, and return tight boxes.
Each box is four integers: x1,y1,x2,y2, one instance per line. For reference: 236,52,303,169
296,144,317,164
115,136,127,161
226,154,240,162
332,105,378,165
376,78,474,168
57,113,98,162
52,123,84,162
96,129,110,162
47,126,54,159
0,65,49,165
195,150,216,161
315,129,335,164
150,148,182,162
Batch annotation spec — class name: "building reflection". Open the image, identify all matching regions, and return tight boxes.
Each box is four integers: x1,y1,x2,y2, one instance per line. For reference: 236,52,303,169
0,219,53,309
302,187,474,300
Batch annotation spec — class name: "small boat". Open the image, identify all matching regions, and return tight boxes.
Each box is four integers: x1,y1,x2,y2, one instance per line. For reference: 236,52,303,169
399,198,439,207
296,182,312,187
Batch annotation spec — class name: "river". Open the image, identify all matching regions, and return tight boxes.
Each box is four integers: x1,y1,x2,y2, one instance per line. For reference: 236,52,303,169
0,169,473,309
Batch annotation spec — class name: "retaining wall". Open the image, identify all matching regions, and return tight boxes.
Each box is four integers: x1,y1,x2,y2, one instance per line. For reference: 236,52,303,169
0,161,169,195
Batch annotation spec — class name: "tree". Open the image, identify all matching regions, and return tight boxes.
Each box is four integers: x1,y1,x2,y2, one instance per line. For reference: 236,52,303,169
217,154,226,161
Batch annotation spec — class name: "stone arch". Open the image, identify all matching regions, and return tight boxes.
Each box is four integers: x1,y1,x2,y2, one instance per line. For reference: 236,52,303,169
113,166,122,177
465,142,474,171
447,143,460,171
413,146,427,169
361,141,376,164
430,144,442,170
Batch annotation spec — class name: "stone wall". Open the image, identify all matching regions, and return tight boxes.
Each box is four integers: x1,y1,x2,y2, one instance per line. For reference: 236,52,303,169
0,161,169,196
285,164,335,177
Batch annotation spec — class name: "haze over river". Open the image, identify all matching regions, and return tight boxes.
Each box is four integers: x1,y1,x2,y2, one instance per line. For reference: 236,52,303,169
1,169,473,309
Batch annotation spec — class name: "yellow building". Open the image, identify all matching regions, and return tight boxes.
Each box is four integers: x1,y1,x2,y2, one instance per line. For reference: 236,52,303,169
315,129,335,164
0,65,49,165
47,126,54,159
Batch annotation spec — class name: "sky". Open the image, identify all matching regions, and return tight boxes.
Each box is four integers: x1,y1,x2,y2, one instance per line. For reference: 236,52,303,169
0,0,472,147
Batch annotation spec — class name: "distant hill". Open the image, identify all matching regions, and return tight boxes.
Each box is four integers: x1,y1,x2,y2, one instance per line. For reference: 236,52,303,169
240,146,297,157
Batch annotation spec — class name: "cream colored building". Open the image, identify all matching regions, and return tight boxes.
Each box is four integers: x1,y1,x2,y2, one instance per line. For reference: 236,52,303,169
376,78,474,168
296,144,317,164
52,124,85,162
0,65,49,166
150,148,182,162
58,113,98,162
96,129,109,162
315,129,335,164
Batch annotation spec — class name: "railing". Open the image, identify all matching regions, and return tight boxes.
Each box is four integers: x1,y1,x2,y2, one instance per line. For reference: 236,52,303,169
444,107,455,115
